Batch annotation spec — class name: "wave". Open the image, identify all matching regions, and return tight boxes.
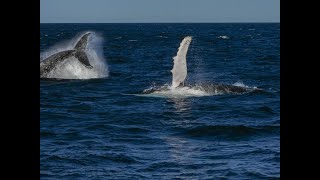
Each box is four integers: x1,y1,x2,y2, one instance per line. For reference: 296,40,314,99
155,35,168,38
178,125,279,139
232,81,257,89
217,36,230,39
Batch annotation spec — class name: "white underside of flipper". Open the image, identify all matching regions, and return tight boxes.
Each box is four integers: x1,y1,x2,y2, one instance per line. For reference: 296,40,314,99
171,36,192,88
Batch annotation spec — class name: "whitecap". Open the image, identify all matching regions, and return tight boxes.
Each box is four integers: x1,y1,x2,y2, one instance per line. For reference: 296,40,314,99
217,36,229,39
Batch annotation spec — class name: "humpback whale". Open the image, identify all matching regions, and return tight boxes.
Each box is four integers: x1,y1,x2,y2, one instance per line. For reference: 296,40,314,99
142,36,261,96
40,33,93,78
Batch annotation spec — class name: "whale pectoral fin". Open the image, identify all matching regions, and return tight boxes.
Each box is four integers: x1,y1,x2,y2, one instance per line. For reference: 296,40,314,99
75,51,93,69
171,36,192,89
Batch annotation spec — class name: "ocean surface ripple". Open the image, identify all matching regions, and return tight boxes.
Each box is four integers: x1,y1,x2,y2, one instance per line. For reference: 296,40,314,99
40,23,280,179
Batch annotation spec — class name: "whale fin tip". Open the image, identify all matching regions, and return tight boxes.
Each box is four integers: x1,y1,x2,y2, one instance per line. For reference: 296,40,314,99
74,51,93,68
74,32,91,51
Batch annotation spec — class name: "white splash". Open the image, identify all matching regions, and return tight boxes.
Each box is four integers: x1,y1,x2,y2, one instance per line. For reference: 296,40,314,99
40,31,108,79
141,81,258,98
152,87,209,98
217,35,229,39
171,36,192,88
233,81,257,89
142,84,210,98
139,36,260,98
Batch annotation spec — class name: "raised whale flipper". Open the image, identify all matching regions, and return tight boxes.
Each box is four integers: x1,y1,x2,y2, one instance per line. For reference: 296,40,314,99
171,36,192,88
74,32,91,51
75,51,93,69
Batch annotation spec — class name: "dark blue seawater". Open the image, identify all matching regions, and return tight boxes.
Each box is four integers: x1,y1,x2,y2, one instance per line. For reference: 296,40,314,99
40,23,280,179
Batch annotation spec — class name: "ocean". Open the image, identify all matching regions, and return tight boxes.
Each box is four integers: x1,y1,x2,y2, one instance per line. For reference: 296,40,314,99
40,23,280,179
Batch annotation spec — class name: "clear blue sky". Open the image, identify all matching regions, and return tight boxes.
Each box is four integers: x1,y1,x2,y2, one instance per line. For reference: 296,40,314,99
40,0,280,23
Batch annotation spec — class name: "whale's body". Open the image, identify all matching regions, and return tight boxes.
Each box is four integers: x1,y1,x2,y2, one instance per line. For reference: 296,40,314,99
142,83,255,95
142,36,260,96
40,33,93,78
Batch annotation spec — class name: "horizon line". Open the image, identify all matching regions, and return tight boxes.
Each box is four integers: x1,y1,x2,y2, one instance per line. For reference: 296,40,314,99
40,22,280,24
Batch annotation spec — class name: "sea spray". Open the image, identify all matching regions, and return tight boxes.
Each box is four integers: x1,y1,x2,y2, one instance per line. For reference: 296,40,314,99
40,31,108,79
141,36,261,98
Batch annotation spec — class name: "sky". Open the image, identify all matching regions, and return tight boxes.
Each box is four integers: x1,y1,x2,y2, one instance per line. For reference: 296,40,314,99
40,0,280,23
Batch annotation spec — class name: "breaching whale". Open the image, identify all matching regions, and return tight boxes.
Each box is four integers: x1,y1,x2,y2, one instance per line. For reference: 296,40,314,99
142,36,261,96
40,33,93,78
